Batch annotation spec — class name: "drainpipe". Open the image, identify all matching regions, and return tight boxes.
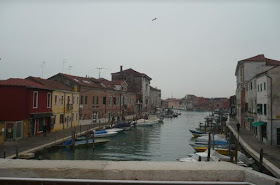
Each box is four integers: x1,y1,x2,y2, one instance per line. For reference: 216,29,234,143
266,74,273,145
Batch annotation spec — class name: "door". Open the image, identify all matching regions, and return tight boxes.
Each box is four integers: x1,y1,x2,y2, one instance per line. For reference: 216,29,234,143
66,116,69,128
5,122,14,140
277,128,280,145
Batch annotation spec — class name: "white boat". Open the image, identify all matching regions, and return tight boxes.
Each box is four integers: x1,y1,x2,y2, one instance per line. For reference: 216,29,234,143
148,115,160,123
105,128,124,133
136,119,154,126
178,149,230,162
195,134,226,143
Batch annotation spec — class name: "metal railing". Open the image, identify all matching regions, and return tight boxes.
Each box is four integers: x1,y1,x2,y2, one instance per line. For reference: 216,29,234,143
0,177,255,185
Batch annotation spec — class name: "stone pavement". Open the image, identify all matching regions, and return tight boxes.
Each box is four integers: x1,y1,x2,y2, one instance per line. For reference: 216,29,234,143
0,122,109,158
228,117,280,178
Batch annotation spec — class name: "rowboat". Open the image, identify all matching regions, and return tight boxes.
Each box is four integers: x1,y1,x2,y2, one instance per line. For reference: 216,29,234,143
192,146,235,156
62,138,109,147
94,131,118,138
136,119,154,127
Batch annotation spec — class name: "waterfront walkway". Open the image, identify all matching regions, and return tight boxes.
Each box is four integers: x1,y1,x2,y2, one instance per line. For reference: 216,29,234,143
0,122,109,158
227,118,280,178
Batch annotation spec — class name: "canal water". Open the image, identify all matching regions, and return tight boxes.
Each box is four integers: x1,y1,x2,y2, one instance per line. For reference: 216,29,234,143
36,111,211,161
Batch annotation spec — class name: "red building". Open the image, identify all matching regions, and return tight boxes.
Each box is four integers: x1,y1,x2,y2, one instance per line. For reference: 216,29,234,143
0,79,52,142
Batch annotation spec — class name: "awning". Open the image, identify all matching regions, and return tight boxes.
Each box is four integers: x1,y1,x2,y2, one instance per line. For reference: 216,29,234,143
247,117,254,122
31,113,53,118
252,122,266,127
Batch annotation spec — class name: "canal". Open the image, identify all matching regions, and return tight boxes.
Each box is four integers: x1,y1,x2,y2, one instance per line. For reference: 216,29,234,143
36,111,211,161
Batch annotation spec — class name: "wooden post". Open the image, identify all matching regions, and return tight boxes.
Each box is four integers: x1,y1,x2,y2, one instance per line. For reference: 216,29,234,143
198,156,201,162
71,130,75,147
3,150,6,159
15,146,18,159
92,132,95,149
207,132,211,161
259,148,263,173
235,136,238,164
205,122,207,133
86,130,89,145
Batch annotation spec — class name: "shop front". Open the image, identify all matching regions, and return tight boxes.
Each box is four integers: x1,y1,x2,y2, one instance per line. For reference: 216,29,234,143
4,121,23,141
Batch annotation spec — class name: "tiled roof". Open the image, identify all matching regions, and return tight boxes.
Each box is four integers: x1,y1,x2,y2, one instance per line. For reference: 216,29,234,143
112,68,152,80
58,73,104,89
236,54,280,75
0,78,48,89
96,78,126,89
27,76,74,92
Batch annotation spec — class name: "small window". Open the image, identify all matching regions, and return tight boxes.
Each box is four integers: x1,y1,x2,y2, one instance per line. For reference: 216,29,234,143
92,96,95,105
80,96,83,104
85,96,88,105
96,97,99,105
61,96,64,105
250,82,252,90
103,97,106,105
47,93,51,108
109,97,112,106
60,114,64,124
33,91,38,108
260,84,262,91
264,82,266,91
113,97,116,105
55,95,57,105
264,104,267,115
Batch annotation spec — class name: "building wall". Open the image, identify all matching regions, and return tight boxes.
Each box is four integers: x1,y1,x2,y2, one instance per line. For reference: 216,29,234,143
52,91,79,131
245,78,257,131
0,86,28,121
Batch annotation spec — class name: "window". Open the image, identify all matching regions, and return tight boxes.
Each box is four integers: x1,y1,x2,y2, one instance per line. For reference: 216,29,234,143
257,104,263,114
67,96,70,104
96,97,99,105
250,82,252,90
109,97,112,106
92,96,95,105
264,82,266,91
264,104,267,115
77,97,79,104
60,114,64,124
61,96,64,105
85,96,88,104
33,91,38,108
103,97,106,105
47,93,51,108
80,96,83,104
260,84,262,91
55,95,57,105
53,115,56,125
113,97,116,105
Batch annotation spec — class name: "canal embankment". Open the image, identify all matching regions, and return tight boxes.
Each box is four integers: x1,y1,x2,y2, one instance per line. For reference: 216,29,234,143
0,122,111,159
227,118,280,178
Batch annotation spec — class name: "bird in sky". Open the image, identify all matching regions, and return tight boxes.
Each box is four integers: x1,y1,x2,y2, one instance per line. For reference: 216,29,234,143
152,18,157,21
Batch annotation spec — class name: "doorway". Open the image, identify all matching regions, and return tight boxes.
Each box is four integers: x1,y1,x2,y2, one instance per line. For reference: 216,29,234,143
277,128,280,145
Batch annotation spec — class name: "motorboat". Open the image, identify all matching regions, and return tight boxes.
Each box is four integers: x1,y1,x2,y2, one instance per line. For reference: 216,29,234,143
94,130,118,138
178,149,229,162
62,138,109,147
106,128,124,133
136,119,154,126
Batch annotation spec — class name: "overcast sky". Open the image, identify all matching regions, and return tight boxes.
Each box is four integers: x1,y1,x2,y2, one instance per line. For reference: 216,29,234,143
0,0,279,99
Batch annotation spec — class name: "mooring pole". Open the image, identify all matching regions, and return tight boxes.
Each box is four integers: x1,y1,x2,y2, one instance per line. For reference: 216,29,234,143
15,146,18,159
207,132,211,161
3,150,6,159
86,129,89,145
259,148,264,173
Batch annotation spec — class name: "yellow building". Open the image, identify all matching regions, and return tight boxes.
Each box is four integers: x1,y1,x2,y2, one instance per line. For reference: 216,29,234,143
27,77,80,131
51,90,79,131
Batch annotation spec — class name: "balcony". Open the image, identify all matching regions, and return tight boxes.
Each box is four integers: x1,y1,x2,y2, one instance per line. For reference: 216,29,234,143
67,104,73,110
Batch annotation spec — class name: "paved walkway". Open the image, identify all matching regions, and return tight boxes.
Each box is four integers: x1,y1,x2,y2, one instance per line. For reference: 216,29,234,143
228,118,280,178
0,123,110,158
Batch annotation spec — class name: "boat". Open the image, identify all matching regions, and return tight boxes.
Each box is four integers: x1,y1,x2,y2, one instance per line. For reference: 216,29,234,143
192,146,235,156
195,134,226,143
178,149,230,162
94,130,118,138
189,129,205,135
62,138,109,147
105,128,124,133
136,119,154,127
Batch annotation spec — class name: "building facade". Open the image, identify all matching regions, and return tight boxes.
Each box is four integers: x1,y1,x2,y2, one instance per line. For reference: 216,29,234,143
149,86,161,113
0,79,52,143
235,54,280,128
111,67,152,116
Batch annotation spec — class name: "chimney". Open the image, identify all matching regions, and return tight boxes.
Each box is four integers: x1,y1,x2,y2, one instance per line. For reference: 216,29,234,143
120,65,123,72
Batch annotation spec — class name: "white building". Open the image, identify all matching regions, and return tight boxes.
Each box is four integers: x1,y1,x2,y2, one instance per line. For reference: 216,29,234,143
235,54,280,128
244,66,280,145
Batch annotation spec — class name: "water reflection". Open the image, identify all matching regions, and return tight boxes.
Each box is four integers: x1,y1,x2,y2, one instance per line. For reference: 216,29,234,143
36,111,210,161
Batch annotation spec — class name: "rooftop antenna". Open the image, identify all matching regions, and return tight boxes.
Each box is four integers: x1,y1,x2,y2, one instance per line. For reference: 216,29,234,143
68,65,72,74
96,67,104,79
41,61,46,78
62,59,67,73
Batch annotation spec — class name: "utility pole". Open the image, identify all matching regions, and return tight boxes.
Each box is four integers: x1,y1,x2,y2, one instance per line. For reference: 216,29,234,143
62,59,67,73
68,66,72,74
96,67,104,79
41,62,46,78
